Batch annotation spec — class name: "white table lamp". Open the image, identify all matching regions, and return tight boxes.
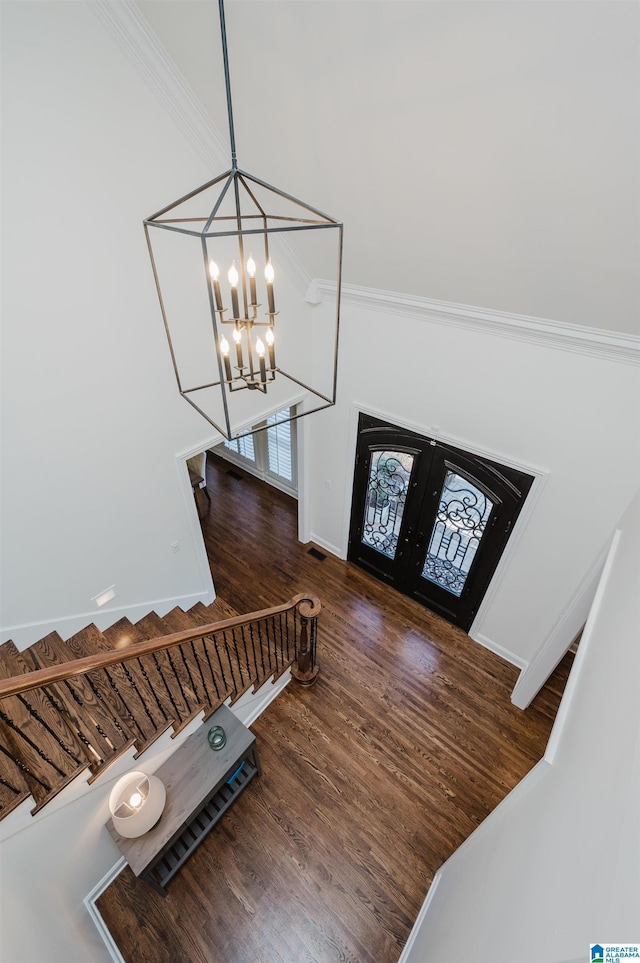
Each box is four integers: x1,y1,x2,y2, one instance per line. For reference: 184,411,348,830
109,770,166,838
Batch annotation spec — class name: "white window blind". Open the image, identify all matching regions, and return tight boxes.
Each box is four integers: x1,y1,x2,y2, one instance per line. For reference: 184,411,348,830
266,408,293,482
223,433,255,463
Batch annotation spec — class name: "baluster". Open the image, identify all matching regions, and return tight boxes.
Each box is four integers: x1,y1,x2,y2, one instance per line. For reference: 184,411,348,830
150,652,181,721
286,611,293,664
102,669,146,744
237,626,252,684
41,684,100,764
177,643,200,704
0,742,51,793
135,656,170,722
229,628,245,687
189,639,209,701
266,617,278,676
250,623,266,678
221,630,241,694
162,649,191,712
16,695,85,768
242,624,259,685
0,708,67,780
211,633,229,692
278,613,286,668
201,637,223,702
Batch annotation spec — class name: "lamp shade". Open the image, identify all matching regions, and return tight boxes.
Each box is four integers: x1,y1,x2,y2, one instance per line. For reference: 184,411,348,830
108,771,166,838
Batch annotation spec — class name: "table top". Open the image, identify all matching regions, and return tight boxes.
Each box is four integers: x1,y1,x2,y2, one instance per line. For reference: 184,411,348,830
106,703,254,875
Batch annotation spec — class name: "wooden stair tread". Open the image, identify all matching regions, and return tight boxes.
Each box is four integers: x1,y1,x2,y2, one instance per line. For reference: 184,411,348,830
44,626,138,754
0,641,89,809
0,641,89,769
0,778,31,820
102,619,179,740
76,623,171,752
132,613,204,735
189,602,274,701
27,631,136,769
0,697,33,816
193,597,241,623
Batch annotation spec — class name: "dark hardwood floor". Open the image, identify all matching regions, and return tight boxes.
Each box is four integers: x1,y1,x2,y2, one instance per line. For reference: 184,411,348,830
97,452,573,963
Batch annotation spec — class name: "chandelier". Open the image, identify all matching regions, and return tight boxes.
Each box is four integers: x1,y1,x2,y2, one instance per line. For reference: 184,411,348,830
144,0,342,440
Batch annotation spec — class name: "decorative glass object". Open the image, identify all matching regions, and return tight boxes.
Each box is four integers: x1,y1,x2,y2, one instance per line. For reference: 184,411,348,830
207,725,227,751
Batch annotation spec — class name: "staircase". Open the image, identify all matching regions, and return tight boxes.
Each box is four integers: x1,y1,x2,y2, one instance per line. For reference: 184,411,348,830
0,593,320,822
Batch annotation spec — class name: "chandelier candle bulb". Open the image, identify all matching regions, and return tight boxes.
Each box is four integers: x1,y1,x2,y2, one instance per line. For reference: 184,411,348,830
228,262,240,318
256,338,267,382
220,338,232,381
246,255,257,306
209,260,223,310
265,260,276,314
233,327,243,368
266,327,275,369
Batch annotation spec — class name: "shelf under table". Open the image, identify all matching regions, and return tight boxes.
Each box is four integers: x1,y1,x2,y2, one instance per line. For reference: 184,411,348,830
106,703,261,896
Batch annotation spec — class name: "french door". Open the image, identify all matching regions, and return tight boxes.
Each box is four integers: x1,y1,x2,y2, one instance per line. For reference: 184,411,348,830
348,414,534,631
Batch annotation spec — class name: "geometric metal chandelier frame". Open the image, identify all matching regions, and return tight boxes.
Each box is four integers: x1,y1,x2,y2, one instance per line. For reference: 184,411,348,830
143,0,342,441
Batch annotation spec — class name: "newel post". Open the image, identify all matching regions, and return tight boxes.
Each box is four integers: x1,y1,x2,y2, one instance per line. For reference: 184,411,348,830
291,597,320,687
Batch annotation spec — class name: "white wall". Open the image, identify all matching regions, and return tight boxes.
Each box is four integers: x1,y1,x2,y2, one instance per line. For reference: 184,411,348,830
399,489,640,963
305,294,640,668
0,1,222,647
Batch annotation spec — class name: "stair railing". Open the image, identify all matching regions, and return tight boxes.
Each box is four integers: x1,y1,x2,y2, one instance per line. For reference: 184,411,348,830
0,594,320,819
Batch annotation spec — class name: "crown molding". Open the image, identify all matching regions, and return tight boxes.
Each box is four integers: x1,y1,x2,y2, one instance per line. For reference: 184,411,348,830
92,0,228,170
312,280,639,366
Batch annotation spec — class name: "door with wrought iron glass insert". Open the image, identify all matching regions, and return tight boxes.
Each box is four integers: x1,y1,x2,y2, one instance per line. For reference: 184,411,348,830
348,414,534,631
421,470,494,597
362,450,415,561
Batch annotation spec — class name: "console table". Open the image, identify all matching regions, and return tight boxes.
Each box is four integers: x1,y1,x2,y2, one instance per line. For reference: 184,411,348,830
106,703,261,896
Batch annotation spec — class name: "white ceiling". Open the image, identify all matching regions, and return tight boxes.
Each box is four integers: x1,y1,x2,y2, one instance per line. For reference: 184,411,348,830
136,0,639,335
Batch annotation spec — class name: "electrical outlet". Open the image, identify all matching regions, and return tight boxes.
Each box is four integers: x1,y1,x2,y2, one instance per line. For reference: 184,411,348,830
171,541,180,553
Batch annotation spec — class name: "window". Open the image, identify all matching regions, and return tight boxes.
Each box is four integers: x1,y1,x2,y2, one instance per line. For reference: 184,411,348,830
217,407,297,495
266,408,294,483
223,433,255,462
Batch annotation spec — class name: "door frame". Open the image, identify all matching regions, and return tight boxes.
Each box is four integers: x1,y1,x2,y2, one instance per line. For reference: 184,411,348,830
341,403,548,653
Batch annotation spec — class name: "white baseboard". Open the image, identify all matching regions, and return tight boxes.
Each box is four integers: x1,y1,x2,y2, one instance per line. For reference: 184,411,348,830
1,588,216,651
232,668,292,729
308,532,344,560
396,871,442,962
468,630,527,671
84,858,128,963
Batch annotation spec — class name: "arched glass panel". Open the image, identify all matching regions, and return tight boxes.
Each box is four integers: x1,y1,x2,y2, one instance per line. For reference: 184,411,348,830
361,450,414,560
421,471,493,596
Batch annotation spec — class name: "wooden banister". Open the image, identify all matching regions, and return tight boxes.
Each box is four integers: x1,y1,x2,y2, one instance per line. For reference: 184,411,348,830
0,594,321,700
